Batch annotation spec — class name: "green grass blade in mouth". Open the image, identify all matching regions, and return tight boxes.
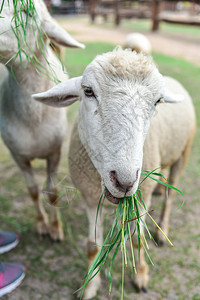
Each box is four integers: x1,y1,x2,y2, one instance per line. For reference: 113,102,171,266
95,191,106,244
149,175,183,195
141,170,183,195
128,221,136,273
78,169,181,298
140,167,162,185
121,245,125,300
146,211,174,247
108,241,121,294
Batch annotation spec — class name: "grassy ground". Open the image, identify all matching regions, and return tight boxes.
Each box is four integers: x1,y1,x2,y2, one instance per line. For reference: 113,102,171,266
0,42,200,300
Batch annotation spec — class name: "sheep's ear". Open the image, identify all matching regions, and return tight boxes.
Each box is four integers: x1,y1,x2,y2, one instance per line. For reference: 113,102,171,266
163,88,184,103
42,18,85,49
32,76,82,107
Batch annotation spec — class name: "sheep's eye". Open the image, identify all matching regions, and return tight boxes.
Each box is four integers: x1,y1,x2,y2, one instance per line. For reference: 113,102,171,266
155,97,164,106
84,87,95,97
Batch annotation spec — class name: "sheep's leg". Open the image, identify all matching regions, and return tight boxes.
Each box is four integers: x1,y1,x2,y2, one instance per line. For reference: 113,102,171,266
155,155,185,246
132,179,157,291
132,234,149,292
81,205,103,300
11,154,49,236
132,197,150,292
46,149,64,241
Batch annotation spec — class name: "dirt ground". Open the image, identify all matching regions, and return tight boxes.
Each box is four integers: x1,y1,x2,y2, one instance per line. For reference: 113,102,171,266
61,16,200,66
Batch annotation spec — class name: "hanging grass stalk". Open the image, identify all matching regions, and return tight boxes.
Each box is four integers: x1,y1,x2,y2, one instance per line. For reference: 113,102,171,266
77,169,183,299
1,0,64,82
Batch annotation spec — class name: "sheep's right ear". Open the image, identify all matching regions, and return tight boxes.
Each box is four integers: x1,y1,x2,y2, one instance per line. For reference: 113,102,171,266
32,76,82,107
163,88,184,103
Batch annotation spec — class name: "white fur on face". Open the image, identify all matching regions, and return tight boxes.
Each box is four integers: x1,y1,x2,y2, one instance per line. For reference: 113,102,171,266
78,49,164,198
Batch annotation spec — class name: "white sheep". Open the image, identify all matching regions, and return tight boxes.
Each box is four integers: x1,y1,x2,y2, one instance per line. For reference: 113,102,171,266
124,32,152,54
33,48,196,298
0,0,84,241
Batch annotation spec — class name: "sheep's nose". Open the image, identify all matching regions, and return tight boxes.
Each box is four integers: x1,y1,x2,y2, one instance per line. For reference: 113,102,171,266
110,169,139,193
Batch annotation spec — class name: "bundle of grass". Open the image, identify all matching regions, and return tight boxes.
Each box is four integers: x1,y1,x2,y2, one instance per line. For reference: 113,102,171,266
78,169,182,299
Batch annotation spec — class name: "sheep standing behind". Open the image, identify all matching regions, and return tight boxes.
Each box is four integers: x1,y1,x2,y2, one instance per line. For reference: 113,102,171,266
125,32,152,54
33,48,195,298
0,0,84,241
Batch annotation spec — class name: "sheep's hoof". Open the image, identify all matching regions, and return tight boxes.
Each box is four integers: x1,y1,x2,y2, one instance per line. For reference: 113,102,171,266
154,227,168,247
133,263,149,293
133,283,148,293
154,237,164,247
141,286,148,293
36,217,49,237
77,288,98,300
49,221,64,242
78,275,101,299
40,233,49,239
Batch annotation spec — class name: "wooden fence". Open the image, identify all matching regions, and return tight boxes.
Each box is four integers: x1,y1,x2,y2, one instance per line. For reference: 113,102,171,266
88,0,200,30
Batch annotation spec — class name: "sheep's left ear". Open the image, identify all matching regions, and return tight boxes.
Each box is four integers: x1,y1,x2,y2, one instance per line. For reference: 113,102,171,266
35,0,85,49
32,76,82,107
163,88,184,103
43,19,85,49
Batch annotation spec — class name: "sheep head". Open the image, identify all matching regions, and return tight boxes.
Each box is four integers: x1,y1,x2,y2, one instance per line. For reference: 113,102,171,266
33,48,183,204
0,0,84,66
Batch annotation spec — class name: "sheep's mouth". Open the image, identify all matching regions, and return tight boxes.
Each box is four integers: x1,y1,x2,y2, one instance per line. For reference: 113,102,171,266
105,189,120,205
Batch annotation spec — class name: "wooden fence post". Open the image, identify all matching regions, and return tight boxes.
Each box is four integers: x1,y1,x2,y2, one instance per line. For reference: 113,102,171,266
114,0,120,26
152,0,162,31
89,0,96,22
